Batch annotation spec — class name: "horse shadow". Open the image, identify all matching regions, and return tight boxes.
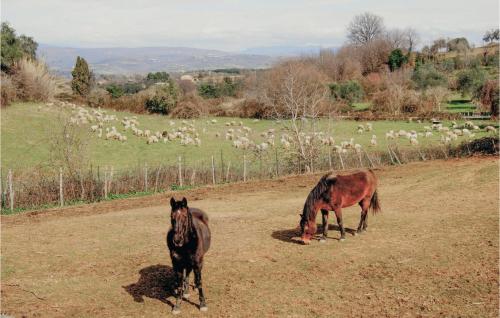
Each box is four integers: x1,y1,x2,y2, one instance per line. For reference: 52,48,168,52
271,224,357,244
123,264,199,309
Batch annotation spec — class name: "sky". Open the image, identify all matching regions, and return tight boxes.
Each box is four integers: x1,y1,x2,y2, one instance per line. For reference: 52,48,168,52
1,0,498,52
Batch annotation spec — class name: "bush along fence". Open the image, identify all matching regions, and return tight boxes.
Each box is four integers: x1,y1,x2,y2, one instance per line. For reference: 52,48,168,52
1,137,498,214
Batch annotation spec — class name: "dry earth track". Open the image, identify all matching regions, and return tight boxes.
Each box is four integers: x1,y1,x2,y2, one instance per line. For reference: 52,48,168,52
1,157,498,317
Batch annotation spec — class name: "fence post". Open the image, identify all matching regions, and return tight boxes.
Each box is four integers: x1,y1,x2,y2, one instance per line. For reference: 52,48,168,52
243,154,247,182
357,152,364,167
190,169,196,186
0,170,3,209
59,167,64,207
275,148,279,177
144,164,148,192
109,166,114,195
338,153,345,170
8,169,13,212
104,167,108,199
211,156,216,185
226,161,231,182
364,150,375,168
328,149,332,170
155,166,161,193
178,156,183,187
220,149,224,183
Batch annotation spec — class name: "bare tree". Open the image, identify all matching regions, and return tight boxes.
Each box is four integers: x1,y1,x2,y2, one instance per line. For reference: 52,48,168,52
386,28,407,49
262,61,328,170
404,28,420,52
347,12,385,45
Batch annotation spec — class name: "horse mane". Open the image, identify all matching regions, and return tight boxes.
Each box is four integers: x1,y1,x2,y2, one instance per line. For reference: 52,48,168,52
301,173,336,223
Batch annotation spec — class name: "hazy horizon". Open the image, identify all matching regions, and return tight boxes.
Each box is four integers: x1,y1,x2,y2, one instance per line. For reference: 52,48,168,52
2,0,498,52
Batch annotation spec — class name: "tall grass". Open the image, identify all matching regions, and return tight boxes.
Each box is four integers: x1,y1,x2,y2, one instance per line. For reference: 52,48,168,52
11,58,56,102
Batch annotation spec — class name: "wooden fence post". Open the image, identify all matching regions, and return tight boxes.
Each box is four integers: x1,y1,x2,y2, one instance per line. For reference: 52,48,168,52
226,161,231,182
338,153,345,170
155,166,161,193
59,167,64,207
364,150,375,168
8,169,13,211
328,149,332,170
104,167,108,199
190,169,196,186
275,148,279,177
178,156,183,187
243,154,247,182
211,156,216,185
144,164,148,192
109,166,114,195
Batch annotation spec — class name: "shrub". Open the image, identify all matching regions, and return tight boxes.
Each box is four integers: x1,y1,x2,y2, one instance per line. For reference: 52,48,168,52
170,94,207,118
11,58,56,102
372,84,422,114
476,80,499,115
439,59,455,73
198,82,220,98
329,80,364,105
456,66,486,97
388,49,408,71
360,72,383,97
237,99,272,118
0,72,16,106
421,87,450,112
411,63,447,90
144,81,179,114
105,84,124,98
145,71,169,84
87,88,110,108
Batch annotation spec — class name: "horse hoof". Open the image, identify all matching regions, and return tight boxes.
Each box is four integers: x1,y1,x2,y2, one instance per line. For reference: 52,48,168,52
339,238,346,242
172,308,181,315
200,306,208,312
182,293,190,299
319,239,326,243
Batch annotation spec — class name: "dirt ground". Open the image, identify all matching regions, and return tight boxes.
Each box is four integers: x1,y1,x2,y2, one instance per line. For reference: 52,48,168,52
1,157,498,317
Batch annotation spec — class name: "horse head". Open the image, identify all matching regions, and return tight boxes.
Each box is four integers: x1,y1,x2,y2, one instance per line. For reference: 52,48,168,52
170,197,192,247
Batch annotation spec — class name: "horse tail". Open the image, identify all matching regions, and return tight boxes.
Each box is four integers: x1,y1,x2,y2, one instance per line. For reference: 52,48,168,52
370,190,381,215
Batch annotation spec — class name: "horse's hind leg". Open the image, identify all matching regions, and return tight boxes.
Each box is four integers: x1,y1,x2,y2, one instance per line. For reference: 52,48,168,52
333,207,346,241
320,209,329,242
357,198,370,234
194,264,208,311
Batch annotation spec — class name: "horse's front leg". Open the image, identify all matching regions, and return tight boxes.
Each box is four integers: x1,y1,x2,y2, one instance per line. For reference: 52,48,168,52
334,207,346,241
194,263,208,312
182,267,192,299
320,209,329,243
172,269,184,315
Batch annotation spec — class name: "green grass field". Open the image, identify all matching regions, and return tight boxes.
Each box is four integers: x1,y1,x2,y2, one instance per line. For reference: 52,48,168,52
1,102,496,171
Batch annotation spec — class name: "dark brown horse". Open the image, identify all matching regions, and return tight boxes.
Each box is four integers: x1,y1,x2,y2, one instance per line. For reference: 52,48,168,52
167,197,211,314
299,170,380,244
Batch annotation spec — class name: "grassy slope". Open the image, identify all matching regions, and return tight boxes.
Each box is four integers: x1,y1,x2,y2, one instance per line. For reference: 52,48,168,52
1,102,496,170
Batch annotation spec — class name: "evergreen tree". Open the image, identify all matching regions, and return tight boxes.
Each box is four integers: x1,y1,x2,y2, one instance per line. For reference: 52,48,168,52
71,56,92,96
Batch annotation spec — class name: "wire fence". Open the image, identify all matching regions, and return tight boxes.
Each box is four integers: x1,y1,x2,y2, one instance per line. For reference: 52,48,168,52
1,137,498,214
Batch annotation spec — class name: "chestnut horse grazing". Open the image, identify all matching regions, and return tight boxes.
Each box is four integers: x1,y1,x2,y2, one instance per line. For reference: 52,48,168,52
167,197,211,314
299,170,380,244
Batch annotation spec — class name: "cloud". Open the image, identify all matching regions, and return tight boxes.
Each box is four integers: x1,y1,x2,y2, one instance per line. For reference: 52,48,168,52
1,0,498,51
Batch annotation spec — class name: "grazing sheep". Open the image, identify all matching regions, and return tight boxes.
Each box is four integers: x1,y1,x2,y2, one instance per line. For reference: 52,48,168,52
410,138,419,146
485,126,497,133
385,130,395,140
370,135,377,146
425,131,433,138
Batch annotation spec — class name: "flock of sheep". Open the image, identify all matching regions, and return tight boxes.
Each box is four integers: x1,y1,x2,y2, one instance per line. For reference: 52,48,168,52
58,103,497,155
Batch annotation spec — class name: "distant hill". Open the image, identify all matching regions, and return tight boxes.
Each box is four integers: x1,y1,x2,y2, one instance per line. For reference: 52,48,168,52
242,45,338,57
38,45,278,76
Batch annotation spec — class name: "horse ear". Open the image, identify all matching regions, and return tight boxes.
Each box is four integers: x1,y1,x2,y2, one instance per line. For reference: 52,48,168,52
181,197,188,207
170,197,175,208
